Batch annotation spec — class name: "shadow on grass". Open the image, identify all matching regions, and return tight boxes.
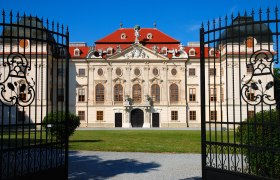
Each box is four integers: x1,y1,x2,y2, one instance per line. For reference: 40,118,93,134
70,140,103,143
68,151,160,179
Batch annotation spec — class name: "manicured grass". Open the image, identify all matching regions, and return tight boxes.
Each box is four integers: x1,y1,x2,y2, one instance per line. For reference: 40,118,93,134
69,130,202,153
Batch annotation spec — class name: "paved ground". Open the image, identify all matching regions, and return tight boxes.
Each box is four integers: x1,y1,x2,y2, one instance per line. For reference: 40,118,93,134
69,151,201,180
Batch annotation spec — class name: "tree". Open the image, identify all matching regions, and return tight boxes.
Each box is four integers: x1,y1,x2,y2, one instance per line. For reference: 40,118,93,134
43,111,80,142
237,109,280,178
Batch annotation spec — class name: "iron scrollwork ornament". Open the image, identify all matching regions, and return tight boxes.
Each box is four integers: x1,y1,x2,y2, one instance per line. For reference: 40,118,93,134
241,50,276,106
0,53,35,107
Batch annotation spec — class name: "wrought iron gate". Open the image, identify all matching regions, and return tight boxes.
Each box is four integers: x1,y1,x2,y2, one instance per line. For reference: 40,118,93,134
200,7,280,179
0,11,69,179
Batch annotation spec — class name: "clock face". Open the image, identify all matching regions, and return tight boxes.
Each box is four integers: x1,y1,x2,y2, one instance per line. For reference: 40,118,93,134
19,39,29,48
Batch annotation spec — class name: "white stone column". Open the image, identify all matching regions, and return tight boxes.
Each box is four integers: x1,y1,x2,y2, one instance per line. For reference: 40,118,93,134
125,63,131,97
161,63,168,104
123,108,131,128
88,66,94,105
106,67,113,105
143,107,151,128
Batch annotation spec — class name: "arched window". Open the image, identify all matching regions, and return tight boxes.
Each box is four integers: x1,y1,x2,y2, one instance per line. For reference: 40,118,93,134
151,84,160,102
170,84,178,103
19,81,27,102
132,84,141,102
95,84,104,103
114,84,123,102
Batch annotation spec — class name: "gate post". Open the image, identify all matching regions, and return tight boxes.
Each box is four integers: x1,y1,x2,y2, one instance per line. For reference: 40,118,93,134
200,26,206,180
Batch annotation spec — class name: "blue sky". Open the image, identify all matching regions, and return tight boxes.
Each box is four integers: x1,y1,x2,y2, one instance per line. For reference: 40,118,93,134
1,0,279,46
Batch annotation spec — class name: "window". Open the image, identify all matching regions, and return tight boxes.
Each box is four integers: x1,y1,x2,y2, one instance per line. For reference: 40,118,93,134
134,68,141,76
171,68,177,76
210,111,217,121
189,49,195,56
147,33,153,39
74,48,80,56
189,68,195,76
151,84,160,102
246,37,254,48
248,110,255,119
19,39,29,49
246,64,253,73
114,84,123,102
152,68,159,76
78,68,85,76
210,88,217,102
132,84,141,102
116,68,122,76
190,111,196,121
170,84,178,103
78,89,85,102
19,93,26,101
162,47,167,55
78,111,85,120
97,68,103,76
107,47,113,55
19,81,27,102
97,111,103,121
121,33,127,39
95,84,104,103
209,49,215,56
58,88,64,101
189,88,196,102
209,68,216,76
248,91,255,101
171,111,178,121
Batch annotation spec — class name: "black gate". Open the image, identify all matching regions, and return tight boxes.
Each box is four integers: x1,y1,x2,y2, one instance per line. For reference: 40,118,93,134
131,109,144,127
0,11,69,179
115,113,122,127
152,113,159,127
200,7,280,180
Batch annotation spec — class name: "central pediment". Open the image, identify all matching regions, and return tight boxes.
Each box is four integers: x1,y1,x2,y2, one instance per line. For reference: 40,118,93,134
108,44,169,60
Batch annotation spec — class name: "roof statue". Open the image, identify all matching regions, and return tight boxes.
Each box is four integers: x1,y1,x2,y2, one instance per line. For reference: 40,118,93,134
134,25,140,44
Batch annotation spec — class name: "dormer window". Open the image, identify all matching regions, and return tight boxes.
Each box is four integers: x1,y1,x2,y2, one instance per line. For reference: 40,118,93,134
245,36,256,48
209,49,215,56
107,47,113,55
74,48,80,56
189,48,195,56
147,33,153,39
121,33,127,39
161,47,167,55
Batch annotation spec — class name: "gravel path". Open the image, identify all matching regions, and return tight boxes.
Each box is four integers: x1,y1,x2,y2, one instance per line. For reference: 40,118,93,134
69,151,201,180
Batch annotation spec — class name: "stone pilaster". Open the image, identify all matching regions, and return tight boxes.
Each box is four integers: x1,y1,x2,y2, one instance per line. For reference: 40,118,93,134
106,67,113,105
88,66,94,105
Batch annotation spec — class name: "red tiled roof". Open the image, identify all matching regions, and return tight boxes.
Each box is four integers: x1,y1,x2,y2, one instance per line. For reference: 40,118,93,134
69,46,90,58
96,28,180,44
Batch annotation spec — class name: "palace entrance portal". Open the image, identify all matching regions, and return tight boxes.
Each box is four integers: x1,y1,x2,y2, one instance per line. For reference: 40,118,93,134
131,109,144,127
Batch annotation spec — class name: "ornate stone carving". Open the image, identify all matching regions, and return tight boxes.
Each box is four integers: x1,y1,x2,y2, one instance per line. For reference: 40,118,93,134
131,77,144,83
124,46,150,59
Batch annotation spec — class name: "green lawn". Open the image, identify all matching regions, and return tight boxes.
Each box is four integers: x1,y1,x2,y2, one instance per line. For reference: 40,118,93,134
2,130,235,153
69,130,202,153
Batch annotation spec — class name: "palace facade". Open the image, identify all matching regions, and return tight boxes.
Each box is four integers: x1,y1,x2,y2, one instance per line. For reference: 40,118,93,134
0,17,275,128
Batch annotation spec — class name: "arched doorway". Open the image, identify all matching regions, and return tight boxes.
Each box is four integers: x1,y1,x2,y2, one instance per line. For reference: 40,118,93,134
131,109,144,127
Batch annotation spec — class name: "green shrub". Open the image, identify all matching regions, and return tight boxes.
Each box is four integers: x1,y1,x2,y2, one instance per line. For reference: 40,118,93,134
43,111,80,142
237,109,280,178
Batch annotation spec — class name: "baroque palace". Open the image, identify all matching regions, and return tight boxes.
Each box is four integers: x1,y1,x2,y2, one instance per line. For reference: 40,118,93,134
0,17,275,128
69,18,274,128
